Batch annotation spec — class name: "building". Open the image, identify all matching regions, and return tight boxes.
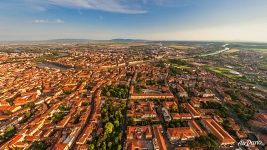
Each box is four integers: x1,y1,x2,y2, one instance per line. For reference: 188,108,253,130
127,126,153,140
188,120,206,136
54,144,69,150
256,113,267,125
201,118,235,145
174,147,190,150
126,140,152,150
153,125,167,150
177,85,188,98
162,108,172,122
182,103,201,118
76,123,96,145
163,101,178,110
171,113,181,120
180,113,192,120
127,101,157,121
202,89,215,98
190,97,200,107
125,126,154,150
130,93,174,100
167,127,197,143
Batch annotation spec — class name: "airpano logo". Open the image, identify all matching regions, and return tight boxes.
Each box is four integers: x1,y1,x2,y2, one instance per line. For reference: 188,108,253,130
238,140,264,147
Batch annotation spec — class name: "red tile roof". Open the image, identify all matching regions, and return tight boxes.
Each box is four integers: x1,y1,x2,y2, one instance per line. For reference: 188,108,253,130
167,127,197,141
182,103,201,118
153,125,167,150
202,118,235,145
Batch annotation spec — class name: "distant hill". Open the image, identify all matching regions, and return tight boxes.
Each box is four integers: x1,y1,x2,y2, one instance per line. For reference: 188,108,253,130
0,39,93,45
1,39,266,46
111,39,148,43
0,39,148,45
43,39,91,44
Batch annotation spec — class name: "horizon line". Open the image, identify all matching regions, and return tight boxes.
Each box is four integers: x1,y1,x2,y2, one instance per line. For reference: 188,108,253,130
1,38,267,44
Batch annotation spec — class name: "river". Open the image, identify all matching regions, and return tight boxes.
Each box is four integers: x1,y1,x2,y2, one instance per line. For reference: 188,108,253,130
200,44,230,57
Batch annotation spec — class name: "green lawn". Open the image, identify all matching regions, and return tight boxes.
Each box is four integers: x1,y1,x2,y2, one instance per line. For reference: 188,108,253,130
206,66,241,79
172,64,191,69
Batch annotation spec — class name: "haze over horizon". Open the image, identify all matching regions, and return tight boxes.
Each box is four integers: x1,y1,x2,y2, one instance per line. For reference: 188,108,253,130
1,0,267,42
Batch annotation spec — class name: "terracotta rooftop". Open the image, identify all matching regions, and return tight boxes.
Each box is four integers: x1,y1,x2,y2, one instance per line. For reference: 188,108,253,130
188,120,206,136
153,125,167,150
167,127,197,141
182,103,201,118
202,118,235,145
127,126,152,140
126,140,150,150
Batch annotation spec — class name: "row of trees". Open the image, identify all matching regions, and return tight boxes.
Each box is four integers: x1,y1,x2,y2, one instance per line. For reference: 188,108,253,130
168,59,189,66
0,125,16,145
228,102,256,122
20,102,37,124
169,66,182,76
189,134,219,148
178,105,190,113
200,101,230,118
168,59,191,76
89,101,126,150
50,104,70,124
71,109,85,124
29,140,49,150
146,79,165,86
225,89,240,101
127,117,162,126
169,87,189,103
222,120,238,140
165,120,189,128
19,110,34,124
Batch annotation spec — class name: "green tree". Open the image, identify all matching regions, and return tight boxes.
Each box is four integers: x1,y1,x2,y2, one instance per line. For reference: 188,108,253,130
4,126,16,139
114,136,119,144
105,122,114,134
117,145,122,150
102,142,106,150
106,91,111,97
88,144,94,150
114,120,120,128
108,142,112,149
102,116,109,124
29,141,48,150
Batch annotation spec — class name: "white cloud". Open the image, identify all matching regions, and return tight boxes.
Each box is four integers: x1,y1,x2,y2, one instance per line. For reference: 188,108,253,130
34,19,64,24
34,19,46,23
46,0,147,14
155,0,193,6
55,19,64,23
32,6,46,11
18,0,191,14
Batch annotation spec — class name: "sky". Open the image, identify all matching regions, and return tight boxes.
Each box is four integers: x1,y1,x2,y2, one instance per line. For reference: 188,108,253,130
1,0,267,42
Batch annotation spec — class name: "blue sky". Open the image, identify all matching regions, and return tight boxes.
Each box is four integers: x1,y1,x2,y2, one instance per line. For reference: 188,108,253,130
1,0,267,41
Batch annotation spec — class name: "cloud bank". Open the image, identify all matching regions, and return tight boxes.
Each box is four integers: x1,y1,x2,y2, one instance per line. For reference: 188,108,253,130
21,0,192,14
34,19,64,24
46,0,147,14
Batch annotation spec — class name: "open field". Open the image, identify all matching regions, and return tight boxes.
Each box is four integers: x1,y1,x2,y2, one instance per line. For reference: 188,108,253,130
223,48,240,54
172,64,191,69
248,48,267,54
259,64,267,70
169,45,198,50
205,66,242,79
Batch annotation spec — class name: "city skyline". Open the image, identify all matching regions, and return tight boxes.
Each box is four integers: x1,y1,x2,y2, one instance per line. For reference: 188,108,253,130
1,0,267,42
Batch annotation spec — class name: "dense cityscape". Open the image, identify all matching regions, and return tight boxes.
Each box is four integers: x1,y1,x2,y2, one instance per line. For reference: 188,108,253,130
0,41,266,150
1,0,267,149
